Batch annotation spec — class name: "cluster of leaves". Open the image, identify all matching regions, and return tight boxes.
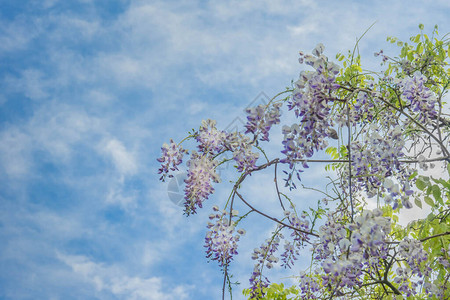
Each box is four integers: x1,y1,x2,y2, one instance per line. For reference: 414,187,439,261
242,283,300,300
157,24,450,299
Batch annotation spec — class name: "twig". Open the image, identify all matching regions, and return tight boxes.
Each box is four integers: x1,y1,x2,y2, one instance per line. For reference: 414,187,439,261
234,190,319,237
274,162,286,211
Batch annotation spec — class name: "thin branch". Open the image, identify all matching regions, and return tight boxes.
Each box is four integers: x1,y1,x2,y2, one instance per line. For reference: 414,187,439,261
347,98,354,223
222,267,227,300
293,158,350,163
420,231,450,243
234,190,319,237
399,156,450,163
360,280,401,295
274,162,286,211
387,231,450,245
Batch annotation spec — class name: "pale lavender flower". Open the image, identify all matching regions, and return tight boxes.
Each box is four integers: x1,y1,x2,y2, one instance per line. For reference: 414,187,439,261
157,139,188,181
282,47,340,176
280,210,310,268
196,119,227,154
184,152,220,215
225,132,259,172
245,102,282,142
204,210,244,267
249,232,282,298
398,71,437,123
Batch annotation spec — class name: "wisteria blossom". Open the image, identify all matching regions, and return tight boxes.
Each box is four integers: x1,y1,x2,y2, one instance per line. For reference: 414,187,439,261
346,125,407,198
157,139,188,181
248,231,283,298
204,207,245,267
282,44,340,172
398,71,438,124
245,102,282,142
225,132,260,172
183,152,220,215
196,119,227,155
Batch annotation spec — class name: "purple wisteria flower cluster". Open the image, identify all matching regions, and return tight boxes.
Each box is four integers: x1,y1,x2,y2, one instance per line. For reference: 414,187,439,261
281,44,340,171
398,71,438,124
196,119,227,154
280,210,310,268
248,231,282,298
347,125,407,198
157,139,188,182
225,132,260,172
184,151,220,215
204,206,245,268
301,209,415,298
344,91,376,125
245,102,282,142
394,238,431,297
158,118,262,215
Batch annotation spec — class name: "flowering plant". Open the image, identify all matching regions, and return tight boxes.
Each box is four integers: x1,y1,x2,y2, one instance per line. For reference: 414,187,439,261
158,25,450,299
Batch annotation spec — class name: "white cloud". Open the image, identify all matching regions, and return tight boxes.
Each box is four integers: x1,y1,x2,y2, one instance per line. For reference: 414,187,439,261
58,253,191,300
29,105,100,161
103,138,138,175
105,181,138,208
86,89,116,105
0,127,32,178
0,17,40,54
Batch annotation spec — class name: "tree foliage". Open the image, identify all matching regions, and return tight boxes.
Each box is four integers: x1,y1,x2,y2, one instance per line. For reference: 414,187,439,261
158,25,450,299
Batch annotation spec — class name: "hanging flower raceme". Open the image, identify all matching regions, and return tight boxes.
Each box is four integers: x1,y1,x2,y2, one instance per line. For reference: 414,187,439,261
398,238,430,276
282,44,340,172
280,210,310,268
249,231,283,298
298,271,321,299
343,91,376,125
183,152,220,215
398,71,437,124
347,125,407,199
157,139,188,182
225,132,260,172
204,206,245,268
196,119,227,155
394,238,431,298
245,102,282,142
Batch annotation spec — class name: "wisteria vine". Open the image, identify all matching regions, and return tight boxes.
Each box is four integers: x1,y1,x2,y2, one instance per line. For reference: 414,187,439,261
157,25,450,299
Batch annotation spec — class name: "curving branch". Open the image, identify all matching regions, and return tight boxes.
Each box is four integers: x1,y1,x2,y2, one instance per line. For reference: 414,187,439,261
234,190,319,237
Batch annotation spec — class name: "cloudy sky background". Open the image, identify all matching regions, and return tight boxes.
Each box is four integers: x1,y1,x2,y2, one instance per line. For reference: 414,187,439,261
1,0,449,299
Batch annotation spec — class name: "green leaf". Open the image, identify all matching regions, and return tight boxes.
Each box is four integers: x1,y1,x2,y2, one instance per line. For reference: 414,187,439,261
431,177,450,189
427,185,433,195
419,23,424,30
401,46,407,57
414,197,423,209
424,196,434,206
409,171,418,180
432,185,442,204
416,177,427,190
413,34,421,43
407,51,414,61
417,43,424,54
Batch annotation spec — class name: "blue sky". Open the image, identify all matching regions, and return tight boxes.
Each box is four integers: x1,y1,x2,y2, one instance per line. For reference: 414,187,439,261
0,0,449,299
